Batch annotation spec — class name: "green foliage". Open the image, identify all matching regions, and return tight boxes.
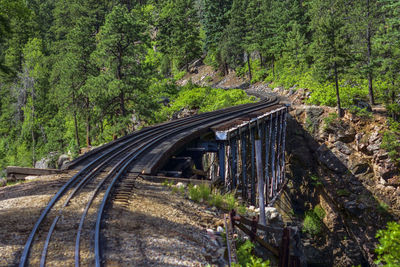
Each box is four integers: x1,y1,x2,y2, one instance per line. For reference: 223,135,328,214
375,222,400,266
310,175,323,187
188,184,202,202
198,183,211,201
303,204,325,236
234,240,270,267
336,189,351,197
349,106,373,119
155,85,256,122
209,191,224,208
377,201,390,214
381,119,400,166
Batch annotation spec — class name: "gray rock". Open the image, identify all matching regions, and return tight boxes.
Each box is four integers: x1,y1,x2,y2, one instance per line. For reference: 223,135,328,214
35,152,58,169
316,144,347,174
57,154,70,169
0,178,6,187
350,162,370,176
265,207,283,223
334,141,352,155
366,144,380,153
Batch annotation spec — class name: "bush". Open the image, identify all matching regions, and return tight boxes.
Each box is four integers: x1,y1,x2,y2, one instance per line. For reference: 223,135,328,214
234,240,270,267
188,184,201,202
209,191,223,208
303,205,325,236
375,222,400,266
198,184,211,201
381,119,400,166
224,192,237,211
323,112,339,131
348,106,372,119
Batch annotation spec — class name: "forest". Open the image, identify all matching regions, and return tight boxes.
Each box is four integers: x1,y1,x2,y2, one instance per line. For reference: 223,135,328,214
0,0,399,173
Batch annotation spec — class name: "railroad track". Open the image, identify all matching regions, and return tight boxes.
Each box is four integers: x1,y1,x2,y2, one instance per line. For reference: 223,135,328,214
19,96,280,266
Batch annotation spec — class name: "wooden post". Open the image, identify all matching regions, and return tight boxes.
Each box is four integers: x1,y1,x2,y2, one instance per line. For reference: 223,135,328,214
231,137,237,190
255,137,266,226
241,132,247,200
250,127,256,205
276,111,283,186
281,109,288,185
270,114,277,196
264,119,271,204
218,141,225,182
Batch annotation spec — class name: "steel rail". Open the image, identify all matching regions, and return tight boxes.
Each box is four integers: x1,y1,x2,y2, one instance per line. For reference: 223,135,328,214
94,97,278,266
19,110,222,266
20,96,278,266
41,110,220,266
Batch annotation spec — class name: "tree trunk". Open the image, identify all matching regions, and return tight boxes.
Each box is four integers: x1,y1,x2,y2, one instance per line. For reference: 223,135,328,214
334,62,343,117
260,53,264,68
247,53,252,81
73,110,80,149
85,98,91,147
272,57,275,79
366,0,375,105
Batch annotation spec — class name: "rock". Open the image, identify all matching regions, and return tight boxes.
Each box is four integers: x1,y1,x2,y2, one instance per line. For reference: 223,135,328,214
248,205,255,211
350,162,370,176
35,152,58,169
216,226,224,233
334,141,352,155
388,176,400,186
175,182,185,189
316,144,347,174
0,178,6,187
344,201,363,217
368,131,381,144
265,207,283,223
337,126,356,143
366,144,380,154
354,100,372,112
57,154,70,169
377,162,397,180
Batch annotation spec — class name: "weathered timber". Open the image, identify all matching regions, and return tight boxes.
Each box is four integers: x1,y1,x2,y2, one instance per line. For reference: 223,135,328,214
6,166,64,180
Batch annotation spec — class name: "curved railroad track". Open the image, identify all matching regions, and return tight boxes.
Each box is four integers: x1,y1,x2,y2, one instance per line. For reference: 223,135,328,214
19,96,280,266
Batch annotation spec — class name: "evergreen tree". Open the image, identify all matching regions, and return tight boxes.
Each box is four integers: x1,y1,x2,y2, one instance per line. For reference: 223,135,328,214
157,0,201,72
89,5,151,136
309,0,352,117
374,0,400,107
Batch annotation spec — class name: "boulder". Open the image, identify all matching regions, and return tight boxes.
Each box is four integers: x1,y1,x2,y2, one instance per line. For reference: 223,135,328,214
57,154,70,169
376,161,397,180
316,144,347,174
35,152,58,169
264,207,283,223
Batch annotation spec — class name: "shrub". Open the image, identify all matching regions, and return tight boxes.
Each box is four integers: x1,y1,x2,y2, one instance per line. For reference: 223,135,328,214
381,119,400,166
234,240,270,267
336,189,351,197
323,112,339,131
209,192,223,208
303,205,325,236
198,184,211,201
375,222,400,266
224,192,237,210
188,184,201,202
348,106,372,119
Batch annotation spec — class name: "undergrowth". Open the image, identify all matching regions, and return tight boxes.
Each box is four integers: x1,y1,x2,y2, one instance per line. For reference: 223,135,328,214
302,204,325,236
233,240,270,267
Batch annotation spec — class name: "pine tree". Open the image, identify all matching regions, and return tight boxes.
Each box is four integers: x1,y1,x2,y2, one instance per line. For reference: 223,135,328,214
309,0,352,117
374,0,400,107
89,4,151,136
157,0,201,72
